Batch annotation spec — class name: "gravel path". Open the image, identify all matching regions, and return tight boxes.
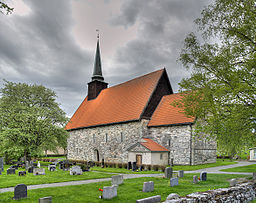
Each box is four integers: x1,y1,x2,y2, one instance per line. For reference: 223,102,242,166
0,161,255,194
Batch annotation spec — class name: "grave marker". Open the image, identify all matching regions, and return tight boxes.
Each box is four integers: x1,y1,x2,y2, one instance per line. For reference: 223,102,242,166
0,157,4,171
112,175,123,185
164,167,172,179
13,184,27,200
142,181,154,192
70,165,83,175
102,185,117,199
170,177,179,187
193,175,198,184
132,162,137,171
200,171,207,181
18,171,26,176
39,196,52,203
7,168,16,175
33,168,45,175
127,162,132,170
178,170,184,178
28,166,34,173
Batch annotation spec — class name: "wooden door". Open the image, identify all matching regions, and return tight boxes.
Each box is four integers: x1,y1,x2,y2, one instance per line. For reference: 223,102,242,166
136,155,142,165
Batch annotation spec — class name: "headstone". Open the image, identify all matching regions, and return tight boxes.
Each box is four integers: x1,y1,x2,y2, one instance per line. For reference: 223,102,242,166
193,175,198,184
33,168,45,175
48,164,56,171
136,195,161,203
13,184,27,200
166,193,180,200
142,181,154,192
18,171,26,176
164,167,172,179
127,162,132,170
112,175,123,185
170,177,179,187
230,178,237,186
102,185,117,199
0,157,4,171
200,171,207,181
39,196,52,203
178,170,184,178
253,172,256,180
101,159,104,168
0,170,1,175
70,165,83,175
139,165,144,171
37,161,40,168
132,162,137,171
28,166,34,173
7,168,16,175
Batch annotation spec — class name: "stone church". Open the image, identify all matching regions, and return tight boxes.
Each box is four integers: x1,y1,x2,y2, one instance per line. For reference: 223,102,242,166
66,40,216,165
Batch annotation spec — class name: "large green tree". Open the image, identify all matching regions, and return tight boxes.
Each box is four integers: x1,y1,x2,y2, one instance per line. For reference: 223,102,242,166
0,81,68,162
0,1,13,15
177,0,256,157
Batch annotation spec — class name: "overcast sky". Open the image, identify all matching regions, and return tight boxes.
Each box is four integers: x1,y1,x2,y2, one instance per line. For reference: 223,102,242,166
0,0,211,117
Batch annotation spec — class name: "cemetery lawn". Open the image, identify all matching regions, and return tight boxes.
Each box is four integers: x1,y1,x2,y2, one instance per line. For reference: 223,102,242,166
220,163,256,172
91,167,163,174
0,174,249,202
0,165,112,189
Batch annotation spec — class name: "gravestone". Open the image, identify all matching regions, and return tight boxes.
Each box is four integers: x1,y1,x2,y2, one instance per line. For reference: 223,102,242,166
70,165,83,175
132,162,137,171
193,175,198,184
18,171,26,176
39,196,52,203
253,172,256,180
230,179,237,187
164,167,172,179
33,168,45,175
13,184,27,200
112,175,123,185
0,170,1,175
178,170,184,178
170,177,179,187
142,181,154,192
102,185,117,199
7,168,16,175
136,195,161,203
0,157,4,171
101,159,104,168
28,166,34,173
139,165,144,171
200,171,207,181
48,164,56,171
127,162,132,170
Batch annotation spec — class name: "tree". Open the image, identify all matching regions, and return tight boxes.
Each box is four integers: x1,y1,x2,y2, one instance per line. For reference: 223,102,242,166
0,80,68,162
177,0,256,157
0,1,13,15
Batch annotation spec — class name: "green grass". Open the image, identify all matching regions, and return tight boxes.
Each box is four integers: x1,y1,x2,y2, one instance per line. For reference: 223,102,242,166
91,167,163,174
0,165,112,189
0,174,249,202
220,163,256,172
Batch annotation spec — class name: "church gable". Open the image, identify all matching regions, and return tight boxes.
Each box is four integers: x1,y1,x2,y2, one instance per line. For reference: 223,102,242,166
128,143,150,152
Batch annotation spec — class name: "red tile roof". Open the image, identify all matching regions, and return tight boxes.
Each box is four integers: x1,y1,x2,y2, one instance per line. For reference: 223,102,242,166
148,93,195,127
66,69,164,130
140,138,169,152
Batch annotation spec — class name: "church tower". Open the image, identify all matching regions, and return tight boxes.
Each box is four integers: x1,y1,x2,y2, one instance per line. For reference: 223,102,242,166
87,34,108,100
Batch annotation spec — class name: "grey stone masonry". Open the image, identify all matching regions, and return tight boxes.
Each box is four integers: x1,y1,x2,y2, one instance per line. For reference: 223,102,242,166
200,171,207,181
142,181,154,192
13,184,27,200
170,178,179,187
111,175,123,186
0,157,4,171
165,167,172,179
193,176,198,184
39,196,52,203
230,179,237,187
102,185,117,199
178,170,184,178
166,193,180,200
136,195,161,203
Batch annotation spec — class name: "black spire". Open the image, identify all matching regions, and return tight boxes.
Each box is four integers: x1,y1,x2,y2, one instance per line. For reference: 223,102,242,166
92,32,104,81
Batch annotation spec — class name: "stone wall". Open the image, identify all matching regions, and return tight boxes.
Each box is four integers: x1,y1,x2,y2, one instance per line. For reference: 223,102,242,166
164,181,256,203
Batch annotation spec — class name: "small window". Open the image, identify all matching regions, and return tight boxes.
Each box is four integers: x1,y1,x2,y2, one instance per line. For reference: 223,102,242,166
160,153,163,160
93,134,95,143
120,132,124,142
105,133,108,142
168,139,171,147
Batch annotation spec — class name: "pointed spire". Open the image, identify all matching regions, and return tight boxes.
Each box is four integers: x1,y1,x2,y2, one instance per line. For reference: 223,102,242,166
92,30,104,82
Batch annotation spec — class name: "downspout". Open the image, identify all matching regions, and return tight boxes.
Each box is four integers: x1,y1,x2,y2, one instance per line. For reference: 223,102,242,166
189,124,193,166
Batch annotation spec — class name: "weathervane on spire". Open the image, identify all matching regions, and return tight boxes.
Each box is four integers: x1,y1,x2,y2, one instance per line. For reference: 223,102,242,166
96,29,99,40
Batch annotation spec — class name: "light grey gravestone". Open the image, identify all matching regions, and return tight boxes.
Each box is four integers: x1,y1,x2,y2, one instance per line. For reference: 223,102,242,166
70,165,83,175
193,175,198,184
230,179,237,187
102,185,117,199
33,168,45,175
48,164,56,171
13,184,27,200
7,168,16,175
164,167,172,179
253,172,256,180
0,157,4,171
170,177,179,187
136,195,161,203
200,171,207,181
178,170,184,178
39,196,52,203
111,175,123,186
142,181,154,192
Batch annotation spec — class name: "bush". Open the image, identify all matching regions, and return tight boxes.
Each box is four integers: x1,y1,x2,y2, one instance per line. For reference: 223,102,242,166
145,164,152,171
153,165,160,171
160,165,166,172
122,163,128,169
117,163,122,168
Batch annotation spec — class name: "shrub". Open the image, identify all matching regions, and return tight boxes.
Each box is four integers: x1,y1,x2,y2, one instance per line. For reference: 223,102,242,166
122,163,127,169
153,165,160,171
160,165,166,172
117,163,122,168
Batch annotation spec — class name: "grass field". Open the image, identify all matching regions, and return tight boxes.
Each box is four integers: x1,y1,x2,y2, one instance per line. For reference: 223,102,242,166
0,174,249,202
220,163,256,172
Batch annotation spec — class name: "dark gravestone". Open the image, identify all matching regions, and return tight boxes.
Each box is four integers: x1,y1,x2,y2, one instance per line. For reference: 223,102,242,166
39,196,52,203
7,168,15,175
18,171,26,176
132,162,137,171
0,157,4,172
200,171,207,181
101,159,104,168
139,165,144,171
127,162,132,170
170,177,179,187
165,167,172,179
0,170,1,175
13,184,27,200
28,166,34,173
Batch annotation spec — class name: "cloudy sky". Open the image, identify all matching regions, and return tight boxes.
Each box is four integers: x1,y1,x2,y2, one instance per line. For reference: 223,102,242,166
0,0,211,117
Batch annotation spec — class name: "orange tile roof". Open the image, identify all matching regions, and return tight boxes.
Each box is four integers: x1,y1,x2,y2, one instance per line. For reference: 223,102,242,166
148,93,195,127
66,69,164,130
140,138,169,151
